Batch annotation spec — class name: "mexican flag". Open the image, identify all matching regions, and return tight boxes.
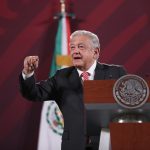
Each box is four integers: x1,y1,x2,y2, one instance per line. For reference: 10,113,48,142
37,14,71,150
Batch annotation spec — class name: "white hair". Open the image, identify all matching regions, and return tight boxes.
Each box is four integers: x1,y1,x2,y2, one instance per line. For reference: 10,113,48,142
70,30,100,49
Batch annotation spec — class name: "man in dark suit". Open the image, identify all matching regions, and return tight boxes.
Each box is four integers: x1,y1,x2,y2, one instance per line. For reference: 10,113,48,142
19,30,126,150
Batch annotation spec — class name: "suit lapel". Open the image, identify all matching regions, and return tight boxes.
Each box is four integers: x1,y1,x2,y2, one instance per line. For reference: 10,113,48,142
68,67,83,90
68,67,84,107
94,62,106,80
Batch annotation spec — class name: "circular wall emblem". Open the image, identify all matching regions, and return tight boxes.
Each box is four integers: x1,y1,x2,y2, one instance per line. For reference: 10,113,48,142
46,101,64,135
113,74,149,109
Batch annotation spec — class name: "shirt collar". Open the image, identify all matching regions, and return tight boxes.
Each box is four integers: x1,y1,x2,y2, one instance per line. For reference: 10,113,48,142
77,60,97,77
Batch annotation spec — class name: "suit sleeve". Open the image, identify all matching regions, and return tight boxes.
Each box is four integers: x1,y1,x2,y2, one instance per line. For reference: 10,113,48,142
19,73,58,102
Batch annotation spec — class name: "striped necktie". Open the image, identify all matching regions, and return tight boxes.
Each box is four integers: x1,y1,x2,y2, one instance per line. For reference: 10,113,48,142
81,72,90,81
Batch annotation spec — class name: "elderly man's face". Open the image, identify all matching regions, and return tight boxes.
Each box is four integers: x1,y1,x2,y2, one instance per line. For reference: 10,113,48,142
70,35,99,71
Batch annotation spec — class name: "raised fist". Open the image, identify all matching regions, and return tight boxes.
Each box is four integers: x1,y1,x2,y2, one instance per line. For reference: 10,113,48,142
23,56,39,75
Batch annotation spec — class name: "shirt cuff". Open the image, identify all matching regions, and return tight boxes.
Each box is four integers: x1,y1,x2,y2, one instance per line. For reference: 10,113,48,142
22,71,34,80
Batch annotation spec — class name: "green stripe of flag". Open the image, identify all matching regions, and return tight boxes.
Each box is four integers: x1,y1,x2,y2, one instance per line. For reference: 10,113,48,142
50,18,63,77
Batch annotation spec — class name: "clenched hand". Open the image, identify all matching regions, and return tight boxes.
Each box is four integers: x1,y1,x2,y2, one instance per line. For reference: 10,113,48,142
23,56,39,75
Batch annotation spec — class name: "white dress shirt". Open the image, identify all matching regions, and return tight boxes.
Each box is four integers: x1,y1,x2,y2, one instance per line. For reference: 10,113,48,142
77,60,97,80
22,71,34,80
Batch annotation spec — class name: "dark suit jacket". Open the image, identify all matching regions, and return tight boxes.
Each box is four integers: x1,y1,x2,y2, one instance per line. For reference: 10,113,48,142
19,62,126,150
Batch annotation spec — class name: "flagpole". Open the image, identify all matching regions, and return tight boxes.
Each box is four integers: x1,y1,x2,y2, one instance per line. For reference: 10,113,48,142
54,0,75,19
60,0,65,13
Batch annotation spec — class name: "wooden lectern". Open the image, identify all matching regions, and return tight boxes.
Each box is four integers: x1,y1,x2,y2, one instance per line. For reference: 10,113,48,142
84,80,150,150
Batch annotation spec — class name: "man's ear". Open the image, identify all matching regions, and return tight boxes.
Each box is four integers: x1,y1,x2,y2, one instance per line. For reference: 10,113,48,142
94,48,100,59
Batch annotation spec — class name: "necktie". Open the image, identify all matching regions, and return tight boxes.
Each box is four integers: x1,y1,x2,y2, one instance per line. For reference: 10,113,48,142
81,72,90,81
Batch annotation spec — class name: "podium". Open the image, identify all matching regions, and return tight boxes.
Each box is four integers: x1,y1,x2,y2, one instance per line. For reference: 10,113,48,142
84,80,150,150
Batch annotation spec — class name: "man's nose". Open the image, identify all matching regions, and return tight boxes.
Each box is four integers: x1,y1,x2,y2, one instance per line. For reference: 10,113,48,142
72,47,80,53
